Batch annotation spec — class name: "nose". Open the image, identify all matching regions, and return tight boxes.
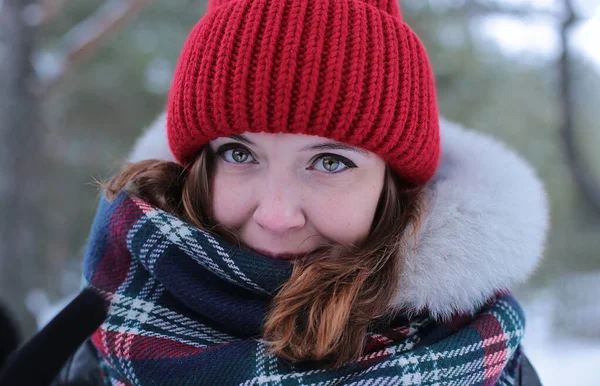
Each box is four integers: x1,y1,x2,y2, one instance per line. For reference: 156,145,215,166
252,179,306,234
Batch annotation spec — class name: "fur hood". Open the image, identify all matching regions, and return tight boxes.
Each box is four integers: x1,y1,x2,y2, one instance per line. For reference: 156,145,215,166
128,113,549,319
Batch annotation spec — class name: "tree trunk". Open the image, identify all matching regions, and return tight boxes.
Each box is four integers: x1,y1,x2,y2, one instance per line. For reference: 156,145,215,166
0,0,45,339
559,0,600,214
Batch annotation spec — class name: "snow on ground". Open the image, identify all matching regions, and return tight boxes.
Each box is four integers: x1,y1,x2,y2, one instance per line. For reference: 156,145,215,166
521,287,600,386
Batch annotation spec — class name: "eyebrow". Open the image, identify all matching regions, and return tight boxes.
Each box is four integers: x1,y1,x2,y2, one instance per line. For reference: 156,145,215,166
300,142,369,156
228,134,369,156
229,134,255,146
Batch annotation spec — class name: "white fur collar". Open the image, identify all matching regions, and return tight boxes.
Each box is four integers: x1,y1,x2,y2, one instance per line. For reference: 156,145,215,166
393,118,549,318
129,113,550,319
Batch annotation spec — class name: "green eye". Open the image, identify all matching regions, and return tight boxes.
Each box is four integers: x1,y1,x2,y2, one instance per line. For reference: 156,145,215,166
231,149,250,163
216,144,255,164
312,154,356,173
322,156,340,172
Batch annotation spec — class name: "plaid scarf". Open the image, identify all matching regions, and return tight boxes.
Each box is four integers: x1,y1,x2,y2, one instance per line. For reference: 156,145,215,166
83,192,525,386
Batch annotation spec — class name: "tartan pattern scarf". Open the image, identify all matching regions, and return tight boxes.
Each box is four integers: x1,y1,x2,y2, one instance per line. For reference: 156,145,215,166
83,192,525,386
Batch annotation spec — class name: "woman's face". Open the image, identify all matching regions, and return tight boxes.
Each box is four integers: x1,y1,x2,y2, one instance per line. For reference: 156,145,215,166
209,132,386,260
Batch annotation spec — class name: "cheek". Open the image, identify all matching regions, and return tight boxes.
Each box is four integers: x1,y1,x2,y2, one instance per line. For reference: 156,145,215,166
210,175,253,228
309,185,382,245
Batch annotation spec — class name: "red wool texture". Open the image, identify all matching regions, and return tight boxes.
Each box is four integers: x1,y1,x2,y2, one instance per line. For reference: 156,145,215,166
167,0,440,187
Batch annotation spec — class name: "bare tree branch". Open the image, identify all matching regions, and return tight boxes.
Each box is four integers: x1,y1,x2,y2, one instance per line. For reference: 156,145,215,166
38,0,153,95
559,0,600,213
39,0,71,25
441,0,559,19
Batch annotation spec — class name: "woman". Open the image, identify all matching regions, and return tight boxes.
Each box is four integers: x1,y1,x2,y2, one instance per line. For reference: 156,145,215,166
1,0,549,384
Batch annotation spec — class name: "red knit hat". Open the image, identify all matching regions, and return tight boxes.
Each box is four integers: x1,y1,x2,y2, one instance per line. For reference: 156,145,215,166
167,0,440,187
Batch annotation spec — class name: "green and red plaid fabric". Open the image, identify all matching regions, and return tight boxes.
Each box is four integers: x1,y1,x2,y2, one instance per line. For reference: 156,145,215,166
83,192,525,385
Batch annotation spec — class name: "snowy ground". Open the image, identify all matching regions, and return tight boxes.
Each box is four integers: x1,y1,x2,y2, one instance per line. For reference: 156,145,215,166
521,289,600,386
524,336,600,386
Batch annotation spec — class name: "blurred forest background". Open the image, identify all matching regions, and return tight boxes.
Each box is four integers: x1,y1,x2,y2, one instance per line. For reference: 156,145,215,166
1,0,599,383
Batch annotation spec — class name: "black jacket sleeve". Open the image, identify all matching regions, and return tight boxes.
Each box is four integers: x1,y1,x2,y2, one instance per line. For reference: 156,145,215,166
0,288,108,386
516,354,543,386
0,303,21,370
50,340,102,386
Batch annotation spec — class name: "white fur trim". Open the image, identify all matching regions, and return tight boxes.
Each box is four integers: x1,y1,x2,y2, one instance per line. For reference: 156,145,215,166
127,112,175,163
392,118,550,318
127,114,550,318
